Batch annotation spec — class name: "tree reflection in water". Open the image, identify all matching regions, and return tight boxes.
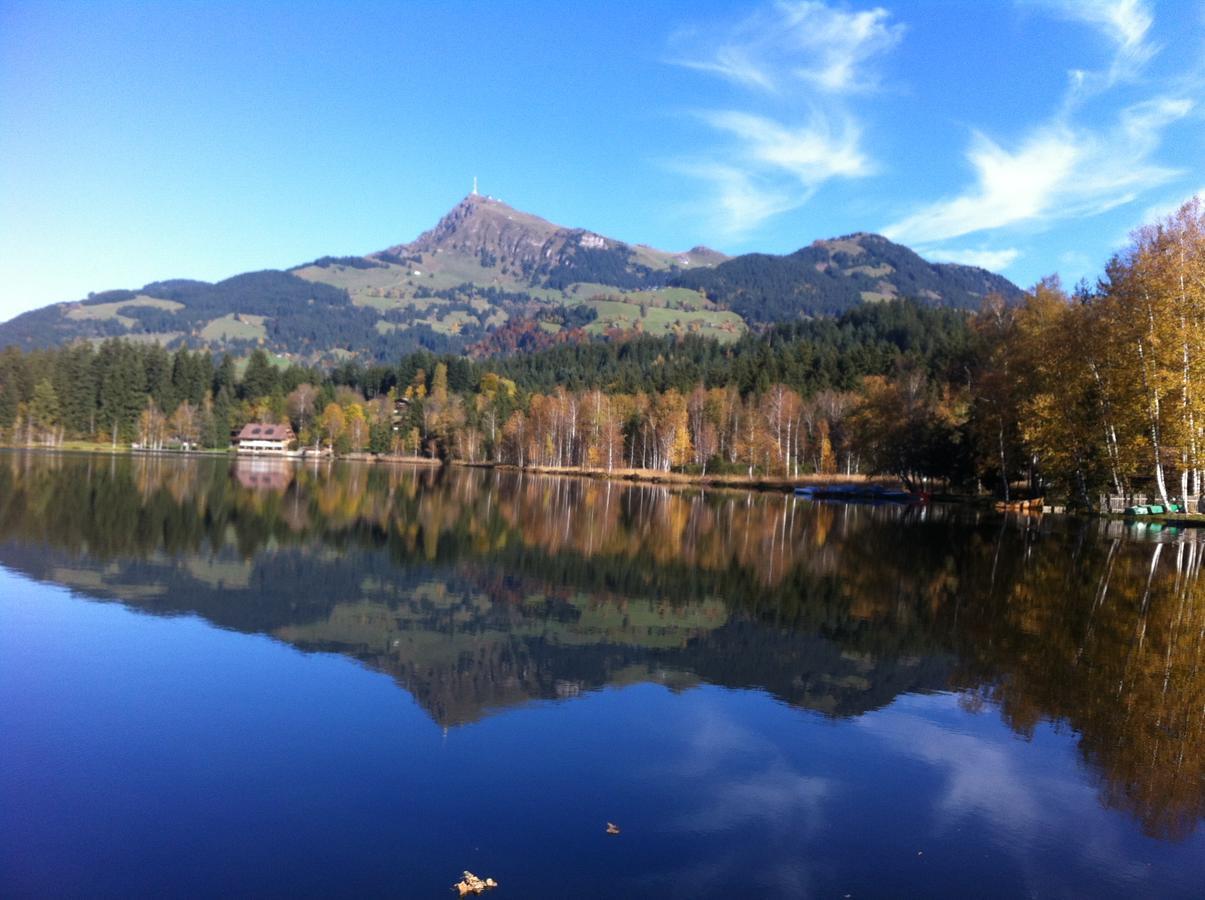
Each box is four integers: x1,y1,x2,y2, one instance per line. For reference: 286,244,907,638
0,450,1201,839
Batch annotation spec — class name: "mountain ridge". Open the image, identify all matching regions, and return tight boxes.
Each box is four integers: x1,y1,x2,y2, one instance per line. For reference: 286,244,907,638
0,194,1023,362
373,193,728,290
675,231,1023,324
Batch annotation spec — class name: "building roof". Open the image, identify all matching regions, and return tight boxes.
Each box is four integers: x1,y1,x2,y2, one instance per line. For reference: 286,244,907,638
236,423,295,442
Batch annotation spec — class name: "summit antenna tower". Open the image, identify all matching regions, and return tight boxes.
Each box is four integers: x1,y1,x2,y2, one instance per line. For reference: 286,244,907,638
472,176,478,196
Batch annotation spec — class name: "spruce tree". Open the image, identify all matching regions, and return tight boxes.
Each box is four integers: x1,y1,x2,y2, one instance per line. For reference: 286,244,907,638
28,379,62,443
146,344,175,413
214,354,237,397
241,349,278,400
208,387,234,449
56,344,97,437
98,345,145,444
0,383,17,431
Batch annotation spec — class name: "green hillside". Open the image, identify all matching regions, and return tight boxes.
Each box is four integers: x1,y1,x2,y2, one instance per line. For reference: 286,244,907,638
674,232,1025,324
0,197,1022,362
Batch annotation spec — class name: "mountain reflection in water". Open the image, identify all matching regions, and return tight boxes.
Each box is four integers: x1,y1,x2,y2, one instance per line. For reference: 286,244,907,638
0,451,1202,846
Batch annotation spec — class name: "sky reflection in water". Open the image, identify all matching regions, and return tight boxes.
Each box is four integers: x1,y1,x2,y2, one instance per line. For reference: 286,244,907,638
0,452,1202,897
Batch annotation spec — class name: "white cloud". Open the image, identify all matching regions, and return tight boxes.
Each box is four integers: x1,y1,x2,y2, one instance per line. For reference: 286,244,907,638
1139,184,1205,225
884,96,1191,244
668,1,900,235
1031,0,1156,84
669,0,905,95
1108,184,1205,249
632,701,834,897
672,163,805,236
885,129,1079,243
777,0,905,93
676,45,777,93
882,1,1188,258
920,246,1021,271
857,694,1156,893
698,110,873,183
680,109,877,236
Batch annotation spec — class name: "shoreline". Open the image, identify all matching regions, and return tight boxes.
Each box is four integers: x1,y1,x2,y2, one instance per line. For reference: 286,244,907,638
22,447,1203,522
0,444,442,467
1,445,923,493
453,460,922,495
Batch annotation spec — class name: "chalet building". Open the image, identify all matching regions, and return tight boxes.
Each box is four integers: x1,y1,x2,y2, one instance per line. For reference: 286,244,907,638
235,423,296,455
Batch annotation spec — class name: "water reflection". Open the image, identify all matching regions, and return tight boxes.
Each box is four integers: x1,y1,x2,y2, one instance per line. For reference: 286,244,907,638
0,450,1201,841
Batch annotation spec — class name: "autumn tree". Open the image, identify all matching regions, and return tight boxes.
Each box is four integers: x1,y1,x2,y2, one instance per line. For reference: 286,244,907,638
138,399,167,450
169,401,200,447
970,294,1023,499
345,403,368,452
320,402,346,453
287,384,319,438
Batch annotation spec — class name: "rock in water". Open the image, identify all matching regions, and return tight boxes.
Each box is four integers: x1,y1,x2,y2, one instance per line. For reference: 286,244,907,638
454,871,498,895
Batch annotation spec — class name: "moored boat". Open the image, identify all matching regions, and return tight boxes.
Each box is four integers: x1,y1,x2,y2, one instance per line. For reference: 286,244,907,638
794,484,925,504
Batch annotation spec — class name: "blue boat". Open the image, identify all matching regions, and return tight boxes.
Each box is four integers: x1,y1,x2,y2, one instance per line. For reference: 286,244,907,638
794,484,923,504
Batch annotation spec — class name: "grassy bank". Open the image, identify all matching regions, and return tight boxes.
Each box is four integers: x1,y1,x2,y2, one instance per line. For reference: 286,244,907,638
1,441,231,456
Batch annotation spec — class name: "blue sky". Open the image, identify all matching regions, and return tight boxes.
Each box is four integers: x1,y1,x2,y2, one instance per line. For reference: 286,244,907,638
1,0,1203,320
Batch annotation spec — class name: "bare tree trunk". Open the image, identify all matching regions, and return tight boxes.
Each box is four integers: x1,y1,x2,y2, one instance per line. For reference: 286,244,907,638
997,420,1009,501
1136,335,1171,506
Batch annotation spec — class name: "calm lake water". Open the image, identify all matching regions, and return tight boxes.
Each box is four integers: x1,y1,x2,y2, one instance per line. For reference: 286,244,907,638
1,451,1202,898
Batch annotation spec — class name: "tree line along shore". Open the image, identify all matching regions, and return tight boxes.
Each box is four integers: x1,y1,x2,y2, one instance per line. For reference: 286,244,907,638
2,199,1203,510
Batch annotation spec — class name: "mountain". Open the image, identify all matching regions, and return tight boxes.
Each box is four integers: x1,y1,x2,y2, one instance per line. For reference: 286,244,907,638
375,192,727,289
675,232,1025,325
0,196,1022,363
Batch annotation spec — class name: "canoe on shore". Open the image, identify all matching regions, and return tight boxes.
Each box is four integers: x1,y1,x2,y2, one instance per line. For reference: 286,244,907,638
1124,503,1183,516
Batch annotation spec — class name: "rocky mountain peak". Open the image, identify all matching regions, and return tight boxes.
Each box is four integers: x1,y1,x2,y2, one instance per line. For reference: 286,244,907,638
378,194,561,263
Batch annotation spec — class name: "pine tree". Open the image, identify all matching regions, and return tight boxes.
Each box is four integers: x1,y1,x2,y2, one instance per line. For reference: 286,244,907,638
98,343,145,445
208,387,234,449
28,378,62,445
0,382,16,433
145,344,175,414
241,349,278,400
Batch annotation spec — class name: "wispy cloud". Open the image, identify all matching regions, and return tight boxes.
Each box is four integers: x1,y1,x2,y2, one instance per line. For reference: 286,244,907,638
882,0,1192,265
669,1,904,95
1032,0,1156,87
667,1,901,235
920,246,1021,271
884,95,1190,244
1109,184,1205,249
857,695,1154,893
1139,184,1205,225
697,110,872,183
635,701,833,896
670,163,805,235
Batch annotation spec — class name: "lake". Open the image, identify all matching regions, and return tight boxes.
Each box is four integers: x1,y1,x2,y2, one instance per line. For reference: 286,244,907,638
0,451,1202,898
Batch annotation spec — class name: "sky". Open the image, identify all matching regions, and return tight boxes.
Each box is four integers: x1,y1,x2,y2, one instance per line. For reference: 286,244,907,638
1,0,1203,321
